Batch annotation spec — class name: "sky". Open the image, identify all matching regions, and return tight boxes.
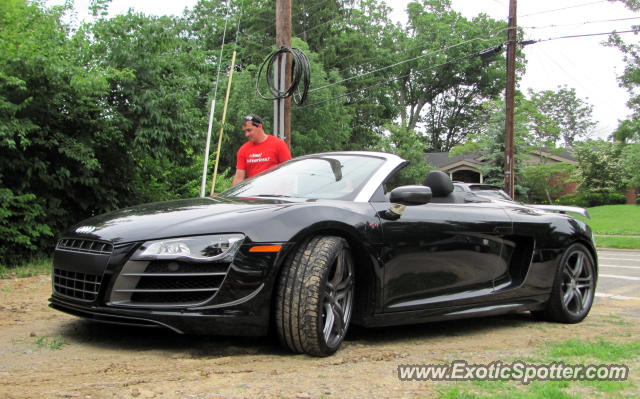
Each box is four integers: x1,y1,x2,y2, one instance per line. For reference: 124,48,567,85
48,0,640,139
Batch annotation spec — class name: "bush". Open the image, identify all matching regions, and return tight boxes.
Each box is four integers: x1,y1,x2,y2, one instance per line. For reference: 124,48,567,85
557,192,627,207
0,189,53,265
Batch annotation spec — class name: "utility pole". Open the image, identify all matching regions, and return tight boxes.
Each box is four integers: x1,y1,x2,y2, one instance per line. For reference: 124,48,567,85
275,0,292,148
504,0,517,199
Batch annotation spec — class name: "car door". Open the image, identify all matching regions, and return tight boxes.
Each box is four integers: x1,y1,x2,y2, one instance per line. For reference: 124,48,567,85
370,201,513,312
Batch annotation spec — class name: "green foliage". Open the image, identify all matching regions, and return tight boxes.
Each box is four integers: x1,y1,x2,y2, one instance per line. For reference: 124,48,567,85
521,163,575,204
377,124,431,187
454,99,531,196
612,118,640,143
394,1,511,151
557,192,627,207
572,140,630,194
0,190,52,265
526,86,596,148
607,27,640,120
623,143,640,188
555,192,627,208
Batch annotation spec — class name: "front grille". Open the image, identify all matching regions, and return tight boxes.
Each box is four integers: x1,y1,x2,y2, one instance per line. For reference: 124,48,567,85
57,238,113,255
111,260,230,306
53,268,103,301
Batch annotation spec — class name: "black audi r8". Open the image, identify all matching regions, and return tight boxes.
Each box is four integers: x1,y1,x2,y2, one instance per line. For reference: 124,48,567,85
49,151,598,356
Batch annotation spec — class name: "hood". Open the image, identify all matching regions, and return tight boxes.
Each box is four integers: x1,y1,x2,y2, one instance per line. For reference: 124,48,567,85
65,196,300,244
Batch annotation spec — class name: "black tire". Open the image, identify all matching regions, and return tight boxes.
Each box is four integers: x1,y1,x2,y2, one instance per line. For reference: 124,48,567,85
537,243,596,323
275,236,354,357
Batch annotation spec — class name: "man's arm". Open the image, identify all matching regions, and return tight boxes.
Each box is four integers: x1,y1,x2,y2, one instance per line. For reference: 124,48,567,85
232,169,246,186
277,139,292,163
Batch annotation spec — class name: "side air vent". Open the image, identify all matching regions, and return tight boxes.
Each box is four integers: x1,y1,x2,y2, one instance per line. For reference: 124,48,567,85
110,260,230,307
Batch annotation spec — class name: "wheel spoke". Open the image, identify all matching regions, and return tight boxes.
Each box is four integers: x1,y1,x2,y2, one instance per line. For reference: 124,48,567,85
332,303,345,335
335,276,353,298
323,303,335,341
329,250,346,286
572,253,584,278
563,286,575,307
573,288,585,312
575,283,592,290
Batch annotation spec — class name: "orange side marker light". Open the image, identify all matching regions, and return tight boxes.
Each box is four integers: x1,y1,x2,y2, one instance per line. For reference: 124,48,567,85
249,245,282,253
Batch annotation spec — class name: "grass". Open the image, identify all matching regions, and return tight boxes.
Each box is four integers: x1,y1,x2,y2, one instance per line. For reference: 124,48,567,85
0,257,51,279
33,335,68,350
576,205,640,236
545,338,640,362
572,205,640,249
593,235,640,249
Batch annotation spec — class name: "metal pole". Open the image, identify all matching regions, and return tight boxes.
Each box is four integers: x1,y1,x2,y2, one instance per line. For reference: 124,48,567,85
504,0,517,199
210,50,237,196
276,0,292,148
200,99,216,197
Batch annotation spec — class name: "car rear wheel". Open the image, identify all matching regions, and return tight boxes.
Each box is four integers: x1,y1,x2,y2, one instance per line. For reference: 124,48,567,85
537,243,596,323
275,236,354,356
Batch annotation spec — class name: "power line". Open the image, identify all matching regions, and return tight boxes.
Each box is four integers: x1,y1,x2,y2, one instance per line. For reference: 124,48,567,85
299,44,501,109
246,1,343,39
534,29,637,42
523,16,640,30
332,24,510,77
308,28,509,94
293,12,347,38
520,1,610,18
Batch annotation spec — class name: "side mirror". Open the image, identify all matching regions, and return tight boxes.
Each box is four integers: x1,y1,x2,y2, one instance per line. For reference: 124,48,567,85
380,185,432,220
389,185,432,205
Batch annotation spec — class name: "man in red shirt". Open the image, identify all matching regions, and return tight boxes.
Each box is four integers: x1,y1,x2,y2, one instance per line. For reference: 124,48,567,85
232,114,292,185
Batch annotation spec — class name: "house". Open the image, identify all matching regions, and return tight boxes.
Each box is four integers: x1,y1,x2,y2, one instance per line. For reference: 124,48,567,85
424,149,578,183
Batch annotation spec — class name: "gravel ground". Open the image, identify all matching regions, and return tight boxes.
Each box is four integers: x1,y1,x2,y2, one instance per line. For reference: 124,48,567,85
1,275,638,399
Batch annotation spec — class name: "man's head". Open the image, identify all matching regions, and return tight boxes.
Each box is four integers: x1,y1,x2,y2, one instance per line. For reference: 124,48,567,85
242,114,267,143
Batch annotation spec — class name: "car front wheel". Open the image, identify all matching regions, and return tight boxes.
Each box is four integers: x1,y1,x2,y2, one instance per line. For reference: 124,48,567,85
275,236,354,356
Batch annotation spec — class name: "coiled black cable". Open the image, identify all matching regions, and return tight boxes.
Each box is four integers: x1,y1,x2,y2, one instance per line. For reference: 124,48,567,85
256,46,310,105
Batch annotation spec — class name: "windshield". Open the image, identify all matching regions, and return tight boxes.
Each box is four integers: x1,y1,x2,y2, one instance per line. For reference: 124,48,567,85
221,155,385,200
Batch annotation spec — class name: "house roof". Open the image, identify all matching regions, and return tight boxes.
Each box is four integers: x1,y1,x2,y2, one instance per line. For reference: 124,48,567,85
424,152,484,168
424,149,576,169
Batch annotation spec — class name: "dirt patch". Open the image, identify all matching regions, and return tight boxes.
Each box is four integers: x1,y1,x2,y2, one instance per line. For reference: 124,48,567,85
1,276,638,399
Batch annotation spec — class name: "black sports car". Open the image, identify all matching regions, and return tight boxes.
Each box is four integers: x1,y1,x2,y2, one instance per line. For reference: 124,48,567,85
49,151,598,356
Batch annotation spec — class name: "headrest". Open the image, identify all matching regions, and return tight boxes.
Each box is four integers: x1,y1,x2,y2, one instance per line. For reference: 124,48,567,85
423,171,454,197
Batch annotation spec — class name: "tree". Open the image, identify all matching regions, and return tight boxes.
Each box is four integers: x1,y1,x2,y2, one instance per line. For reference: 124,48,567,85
389,0,510,151
607,3,640,123
450,98,532,197
526,86,596,148
573,140,629,194
612,118,640,143
88,11,214,203
377,124,431,187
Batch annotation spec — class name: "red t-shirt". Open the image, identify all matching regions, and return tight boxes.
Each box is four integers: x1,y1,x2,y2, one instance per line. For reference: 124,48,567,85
236,135,292,178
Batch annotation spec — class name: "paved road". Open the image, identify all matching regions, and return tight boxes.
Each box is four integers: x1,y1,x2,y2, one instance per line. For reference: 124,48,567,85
596,249,640,300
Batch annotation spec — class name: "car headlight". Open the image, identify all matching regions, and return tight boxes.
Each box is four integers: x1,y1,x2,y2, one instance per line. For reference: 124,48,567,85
131,234,245,262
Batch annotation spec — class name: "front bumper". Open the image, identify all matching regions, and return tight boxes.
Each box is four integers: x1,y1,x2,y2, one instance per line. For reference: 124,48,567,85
49,295,269,335
49,238,288,336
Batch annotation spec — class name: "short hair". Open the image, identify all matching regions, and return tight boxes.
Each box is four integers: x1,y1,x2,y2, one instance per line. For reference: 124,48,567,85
243,114,263,127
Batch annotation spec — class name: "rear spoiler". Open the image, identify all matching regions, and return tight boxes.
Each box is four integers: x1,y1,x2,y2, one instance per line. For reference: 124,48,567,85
528,205,590,220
